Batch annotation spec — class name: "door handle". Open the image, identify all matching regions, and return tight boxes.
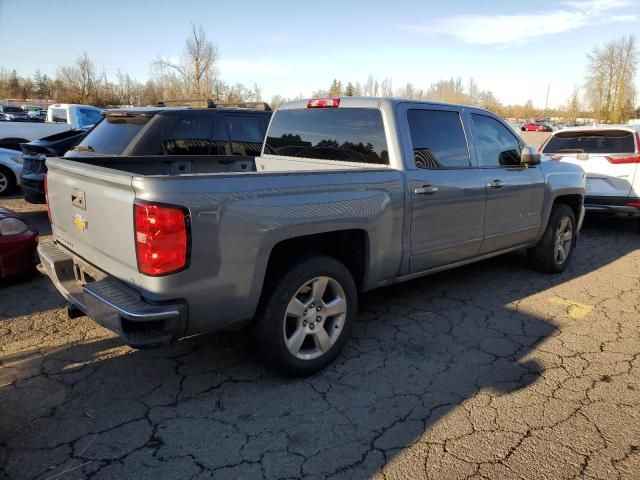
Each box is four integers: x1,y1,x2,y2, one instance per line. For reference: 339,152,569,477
414,185,438,195
487,179,506,189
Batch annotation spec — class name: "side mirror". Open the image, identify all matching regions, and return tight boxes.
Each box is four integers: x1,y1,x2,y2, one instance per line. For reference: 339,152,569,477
521,145,541,166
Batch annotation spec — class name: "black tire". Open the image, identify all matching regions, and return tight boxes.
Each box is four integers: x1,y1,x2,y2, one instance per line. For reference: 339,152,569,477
255,255,357,376
528,204,576,273
0,166,16,196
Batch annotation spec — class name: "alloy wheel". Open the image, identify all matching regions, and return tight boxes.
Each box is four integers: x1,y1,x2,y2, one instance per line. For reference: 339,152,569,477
282,276,347,360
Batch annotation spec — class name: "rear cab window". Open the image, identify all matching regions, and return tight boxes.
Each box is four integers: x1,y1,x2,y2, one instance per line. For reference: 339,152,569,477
542,130,637,154
265,108,389,165
50,108,68,123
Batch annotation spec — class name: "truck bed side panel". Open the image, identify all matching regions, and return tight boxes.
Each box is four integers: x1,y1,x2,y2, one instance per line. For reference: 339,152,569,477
132,170,405,334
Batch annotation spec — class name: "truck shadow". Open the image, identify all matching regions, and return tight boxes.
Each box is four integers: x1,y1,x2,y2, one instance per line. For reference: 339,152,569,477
0,217,637,479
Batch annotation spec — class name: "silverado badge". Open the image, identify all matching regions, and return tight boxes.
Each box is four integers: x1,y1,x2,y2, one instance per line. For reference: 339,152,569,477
73,214,88,231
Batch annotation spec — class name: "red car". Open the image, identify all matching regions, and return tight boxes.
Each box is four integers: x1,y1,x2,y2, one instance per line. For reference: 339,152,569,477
521,122,551,132
0,208,39,280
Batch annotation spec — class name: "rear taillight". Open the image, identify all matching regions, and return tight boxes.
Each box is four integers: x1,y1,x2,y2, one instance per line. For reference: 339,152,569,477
626,202,640,208
44,175,51,222
134,201,189,276
307,98,340,108
605,154,640,164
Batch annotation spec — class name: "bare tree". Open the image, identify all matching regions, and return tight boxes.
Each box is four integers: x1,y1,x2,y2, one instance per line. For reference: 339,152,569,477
379,78,393,97
565,86,581,122
155,23,218,99
269,94,286,110
56,52,101,104
585,35,638,123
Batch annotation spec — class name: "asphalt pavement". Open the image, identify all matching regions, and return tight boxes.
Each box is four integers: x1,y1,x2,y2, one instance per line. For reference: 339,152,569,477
1,197,639,479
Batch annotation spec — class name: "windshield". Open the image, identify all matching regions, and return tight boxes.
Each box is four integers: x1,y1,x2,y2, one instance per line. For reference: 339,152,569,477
78,108,103,128
542,130,636,154
71,115,150,155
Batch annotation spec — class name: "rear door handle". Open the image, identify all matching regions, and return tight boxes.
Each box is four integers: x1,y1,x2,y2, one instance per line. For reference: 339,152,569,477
414,185,438,195
487,179,506,189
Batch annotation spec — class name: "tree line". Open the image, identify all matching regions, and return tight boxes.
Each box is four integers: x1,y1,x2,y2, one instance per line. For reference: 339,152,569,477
0,26,637,123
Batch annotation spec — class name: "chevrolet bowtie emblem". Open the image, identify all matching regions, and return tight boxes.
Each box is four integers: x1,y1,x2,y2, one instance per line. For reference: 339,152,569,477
73,214,88,231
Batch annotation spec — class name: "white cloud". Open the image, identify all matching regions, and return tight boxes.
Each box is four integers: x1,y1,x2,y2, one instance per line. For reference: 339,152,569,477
401,0,637,45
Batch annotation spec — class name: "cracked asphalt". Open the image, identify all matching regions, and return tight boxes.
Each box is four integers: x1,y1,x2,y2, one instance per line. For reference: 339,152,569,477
1,196,639,480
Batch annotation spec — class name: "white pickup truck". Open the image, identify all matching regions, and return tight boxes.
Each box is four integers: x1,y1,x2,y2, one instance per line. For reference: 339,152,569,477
0,104,102,150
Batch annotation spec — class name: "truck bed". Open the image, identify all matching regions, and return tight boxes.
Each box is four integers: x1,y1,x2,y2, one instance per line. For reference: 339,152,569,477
62,154,257,176
43,155,405,338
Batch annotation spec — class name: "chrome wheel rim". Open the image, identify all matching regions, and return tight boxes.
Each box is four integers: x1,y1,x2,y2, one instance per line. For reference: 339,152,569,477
283,276,347,360
554,216,573,265
0,172,7,193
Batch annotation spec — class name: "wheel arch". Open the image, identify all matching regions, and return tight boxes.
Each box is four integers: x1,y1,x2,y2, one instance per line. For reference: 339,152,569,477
263,229,370,293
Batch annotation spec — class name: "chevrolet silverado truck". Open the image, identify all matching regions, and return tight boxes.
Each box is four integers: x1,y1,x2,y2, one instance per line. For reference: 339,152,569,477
39,97,585,375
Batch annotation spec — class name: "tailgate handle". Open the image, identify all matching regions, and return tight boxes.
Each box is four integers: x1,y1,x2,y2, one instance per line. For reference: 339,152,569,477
414,185,438,195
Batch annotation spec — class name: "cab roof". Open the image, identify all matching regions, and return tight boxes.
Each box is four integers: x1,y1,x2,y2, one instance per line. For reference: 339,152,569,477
278,96,491,112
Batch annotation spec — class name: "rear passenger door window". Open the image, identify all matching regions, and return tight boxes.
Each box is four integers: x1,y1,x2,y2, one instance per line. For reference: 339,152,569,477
470,114,521,167
407,109,471,168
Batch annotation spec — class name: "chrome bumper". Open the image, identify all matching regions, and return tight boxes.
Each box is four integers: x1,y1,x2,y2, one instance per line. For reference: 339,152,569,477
38,241,187,347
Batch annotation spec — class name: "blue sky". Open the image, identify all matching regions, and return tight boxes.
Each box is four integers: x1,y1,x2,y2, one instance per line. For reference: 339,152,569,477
0,0,638,107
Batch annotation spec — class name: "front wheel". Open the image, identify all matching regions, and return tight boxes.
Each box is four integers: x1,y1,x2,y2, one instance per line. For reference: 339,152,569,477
0,167,16,196
255,256,357,376
527,204,576,273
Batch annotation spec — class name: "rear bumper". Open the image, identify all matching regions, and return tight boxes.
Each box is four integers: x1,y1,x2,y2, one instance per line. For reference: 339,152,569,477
38,241,187,347
584,195,640,217
20,174,46,204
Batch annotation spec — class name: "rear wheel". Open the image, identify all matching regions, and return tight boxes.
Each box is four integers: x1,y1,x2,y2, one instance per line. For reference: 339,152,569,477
528,204,576,273
255,255,357,376
0,167,16,196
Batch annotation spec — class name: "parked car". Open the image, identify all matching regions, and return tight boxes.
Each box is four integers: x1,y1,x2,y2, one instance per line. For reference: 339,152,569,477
540,125,640,218
0,147,23,196
39,97,585,375
0,106,30,122
65,101,272,159
522,122,551,132
0,104,102,150
23,106,47,121
21,128,90,203
0,208,38,280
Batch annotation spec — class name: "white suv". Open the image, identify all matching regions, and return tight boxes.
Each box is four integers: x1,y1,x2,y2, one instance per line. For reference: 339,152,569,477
540,125,640,217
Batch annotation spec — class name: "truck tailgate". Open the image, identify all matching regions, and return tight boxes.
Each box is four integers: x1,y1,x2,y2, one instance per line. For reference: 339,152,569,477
45,157,140,287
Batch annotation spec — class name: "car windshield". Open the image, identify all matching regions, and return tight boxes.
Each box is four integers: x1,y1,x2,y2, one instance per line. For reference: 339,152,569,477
4,107,23,113
542,130,636,154
71,115,151,155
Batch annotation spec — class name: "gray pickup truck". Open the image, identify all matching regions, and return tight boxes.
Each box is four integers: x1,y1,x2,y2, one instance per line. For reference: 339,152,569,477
39,97,585,375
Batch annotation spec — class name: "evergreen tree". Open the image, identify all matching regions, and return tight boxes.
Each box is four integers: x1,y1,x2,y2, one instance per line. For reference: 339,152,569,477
9,70,20,97
328,79,342,97
345,82,355,96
